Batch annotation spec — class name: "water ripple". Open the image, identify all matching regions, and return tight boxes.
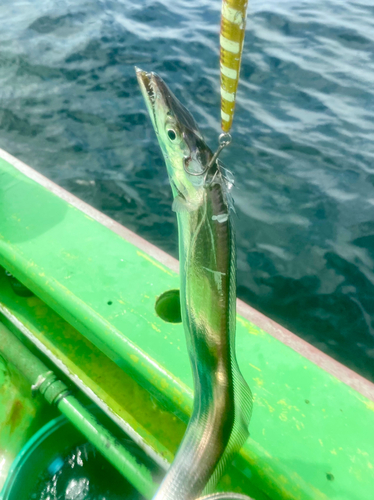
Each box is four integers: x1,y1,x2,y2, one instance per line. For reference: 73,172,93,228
0,0,373,380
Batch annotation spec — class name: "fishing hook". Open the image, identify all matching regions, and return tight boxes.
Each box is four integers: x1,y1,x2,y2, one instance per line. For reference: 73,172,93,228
184,132,232,177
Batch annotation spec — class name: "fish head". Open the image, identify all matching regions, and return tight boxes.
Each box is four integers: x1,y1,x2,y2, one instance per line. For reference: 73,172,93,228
136,68,213,210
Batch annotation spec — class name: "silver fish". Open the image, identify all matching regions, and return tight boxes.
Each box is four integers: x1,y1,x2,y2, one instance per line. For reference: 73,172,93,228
136,68,252,500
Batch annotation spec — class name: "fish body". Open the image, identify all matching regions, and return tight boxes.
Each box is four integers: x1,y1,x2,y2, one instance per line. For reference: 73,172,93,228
220,0,249,132
136,68,252,500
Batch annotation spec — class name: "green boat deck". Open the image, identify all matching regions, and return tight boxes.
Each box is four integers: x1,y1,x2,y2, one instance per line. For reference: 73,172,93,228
0,149,373,500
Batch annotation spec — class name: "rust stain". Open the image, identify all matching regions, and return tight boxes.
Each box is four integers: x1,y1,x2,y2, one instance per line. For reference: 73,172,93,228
6,399,24,434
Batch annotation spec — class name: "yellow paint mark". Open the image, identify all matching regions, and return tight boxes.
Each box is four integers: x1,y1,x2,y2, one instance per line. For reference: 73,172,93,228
118,299,125,305
319,439,324,447
172,387,183,398
253,377,264,387
359,398,374,412
144,295,150,299
249,363,261,372
330,449,337,455
236,316,265,337
351,468,363,481
368,462,373,469
255,396,275,413
160,379,169,390
277,400,301,414
130,354,139,363
262,428,265,436
294,419,305,431
357,448,369,457
136,250,175,276
279,413,288,422
151,324,161,333
61,251,78,260
277,399,288,406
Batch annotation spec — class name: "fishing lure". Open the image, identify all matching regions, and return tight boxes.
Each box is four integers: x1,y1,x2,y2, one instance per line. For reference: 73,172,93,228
137,68,253,500
220,0,249,133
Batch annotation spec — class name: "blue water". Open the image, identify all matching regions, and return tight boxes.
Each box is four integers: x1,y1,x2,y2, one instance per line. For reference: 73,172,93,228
0,0,373,381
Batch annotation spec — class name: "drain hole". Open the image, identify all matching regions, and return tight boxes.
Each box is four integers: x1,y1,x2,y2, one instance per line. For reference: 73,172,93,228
155,289,182,323
326,473,334,481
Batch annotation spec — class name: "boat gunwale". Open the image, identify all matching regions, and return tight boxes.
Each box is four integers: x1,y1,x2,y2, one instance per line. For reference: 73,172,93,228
1,146,373,403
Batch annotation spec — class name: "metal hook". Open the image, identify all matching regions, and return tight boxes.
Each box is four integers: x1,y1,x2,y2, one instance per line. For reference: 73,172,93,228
183,132,232,177
208,132,232,169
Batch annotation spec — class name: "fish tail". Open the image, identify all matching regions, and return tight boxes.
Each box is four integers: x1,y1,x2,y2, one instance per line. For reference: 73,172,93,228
220,0,249,132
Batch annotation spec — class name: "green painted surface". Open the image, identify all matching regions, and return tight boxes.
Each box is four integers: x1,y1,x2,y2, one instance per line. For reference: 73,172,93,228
0,157,374,500
0,273,186,465
0,320,158,499
0,353,56,491
0,274,268,500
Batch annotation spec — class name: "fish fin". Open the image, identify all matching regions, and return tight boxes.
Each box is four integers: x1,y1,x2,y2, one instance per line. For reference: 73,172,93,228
172,195,194,213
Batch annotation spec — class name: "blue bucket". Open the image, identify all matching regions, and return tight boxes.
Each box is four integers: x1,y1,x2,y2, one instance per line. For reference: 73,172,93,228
0,414,142,500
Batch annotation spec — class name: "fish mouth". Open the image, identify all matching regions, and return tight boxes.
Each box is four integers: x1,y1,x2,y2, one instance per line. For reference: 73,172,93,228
135,67,156,106
136,67,163,132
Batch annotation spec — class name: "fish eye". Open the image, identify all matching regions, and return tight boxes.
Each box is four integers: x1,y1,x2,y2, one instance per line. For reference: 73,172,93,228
167,129,177,141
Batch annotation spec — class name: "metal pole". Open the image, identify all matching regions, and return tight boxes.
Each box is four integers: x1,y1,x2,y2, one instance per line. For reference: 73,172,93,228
0,321,158,499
